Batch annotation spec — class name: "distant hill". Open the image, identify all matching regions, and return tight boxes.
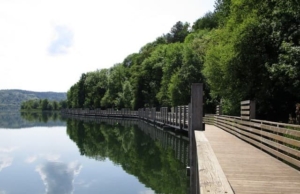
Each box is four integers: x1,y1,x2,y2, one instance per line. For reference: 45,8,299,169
0,89,67,111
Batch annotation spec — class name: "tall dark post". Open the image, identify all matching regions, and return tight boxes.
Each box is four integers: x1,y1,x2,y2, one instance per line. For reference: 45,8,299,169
189,83,203,194
191,83,203,131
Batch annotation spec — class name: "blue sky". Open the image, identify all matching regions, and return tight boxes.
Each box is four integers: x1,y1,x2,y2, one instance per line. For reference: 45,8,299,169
0,0,215,92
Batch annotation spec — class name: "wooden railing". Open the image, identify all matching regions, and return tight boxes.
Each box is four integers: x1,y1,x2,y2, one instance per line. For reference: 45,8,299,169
137,106,189,130
203,115,300,169
61,105,190,130
61,108,138,117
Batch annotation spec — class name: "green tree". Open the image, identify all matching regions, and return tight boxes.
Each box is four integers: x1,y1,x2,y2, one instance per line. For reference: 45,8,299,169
164,21,190,43
41,99,49,110
192,12,218,31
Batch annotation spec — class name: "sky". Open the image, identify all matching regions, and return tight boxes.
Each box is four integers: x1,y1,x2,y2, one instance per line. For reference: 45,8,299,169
0,0,215,92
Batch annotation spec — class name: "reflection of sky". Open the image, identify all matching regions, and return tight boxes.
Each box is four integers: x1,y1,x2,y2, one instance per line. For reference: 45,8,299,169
0,127,154,194
0,155,13,172
36,161,81,194
0,190,7,194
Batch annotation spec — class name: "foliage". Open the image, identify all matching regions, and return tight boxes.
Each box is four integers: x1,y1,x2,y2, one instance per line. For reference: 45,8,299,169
192,12,218,31
20,99,67,111
67,21,214,111
164,21,190,43
0,90,66,111
203,0,300,121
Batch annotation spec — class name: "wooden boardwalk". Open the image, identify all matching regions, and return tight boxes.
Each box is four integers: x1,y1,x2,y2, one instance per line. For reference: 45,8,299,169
203,124,300,194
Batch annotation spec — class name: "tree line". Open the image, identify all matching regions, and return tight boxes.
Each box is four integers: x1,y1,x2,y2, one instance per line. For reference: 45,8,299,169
67,0,300,122
20,99,67,111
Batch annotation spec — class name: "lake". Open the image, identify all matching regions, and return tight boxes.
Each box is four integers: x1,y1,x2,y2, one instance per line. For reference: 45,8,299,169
0,112,189,194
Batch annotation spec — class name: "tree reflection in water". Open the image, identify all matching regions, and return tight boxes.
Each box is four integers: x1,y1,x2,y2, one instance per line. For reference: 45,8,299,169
66,117,189,194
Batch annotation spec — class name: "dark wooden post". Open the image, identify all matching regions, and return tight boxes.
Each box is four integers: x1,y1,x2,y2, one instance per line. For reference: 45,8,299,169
241,100,256,120
167,108,169,124
183,106,186,129
179,106,182,129
189,83,203,194
162,108,164,123
165,107,167,123
191,83,203,131
159,108,162,122
175,107,178,126
216,105,222,115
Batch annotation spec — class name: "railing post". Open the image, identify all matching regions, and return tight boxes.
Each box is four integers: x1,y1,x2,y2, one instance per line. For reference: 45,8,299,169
189,83,203,194
241,100,256,120
166,107,169,124
183,106,186,129
179,106,182,129
175,107,178,126
216,105,222,115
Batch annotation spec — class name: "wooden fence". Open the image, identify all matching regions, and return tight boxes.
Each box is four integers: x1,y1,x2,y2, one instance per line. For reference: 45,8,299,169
61,105,190,130
203,114,300,169
61,108,138,117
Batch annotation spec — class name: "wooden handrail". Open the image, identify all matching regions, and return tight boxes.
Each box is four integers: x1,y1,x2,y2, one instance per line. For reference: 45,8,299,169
204,115,300,169
61,105,190,130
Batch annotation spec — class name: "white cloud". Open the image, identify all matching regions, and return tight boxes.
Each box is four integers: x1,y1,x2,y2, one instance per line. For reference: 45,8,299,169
0,0,215,92
25,153,60,164
0,146,18,153
43,154,61,162
75,179,97,188
36,161,82,194
48,25,73,55
0,155,13,172
25,156,38,163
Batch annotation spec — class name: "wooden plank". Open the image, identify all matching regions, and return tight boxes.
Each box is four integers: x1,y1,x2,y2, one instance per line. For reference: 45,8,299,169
260,124,300,138
241,105,250,110
213,117,300,148
260,130,300,148
216,119,300,159
260,135,300,158
215,121,300,167
237,131,300,168
241,100,250,105
204,124,300,194
241,111,250,115
241,116,250,120
252,119,300,129
195,131,234,194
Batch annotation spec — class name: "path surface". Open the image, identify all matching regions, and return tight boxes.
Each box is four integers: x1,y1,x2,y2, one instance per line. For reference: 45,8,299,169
204,124,300,194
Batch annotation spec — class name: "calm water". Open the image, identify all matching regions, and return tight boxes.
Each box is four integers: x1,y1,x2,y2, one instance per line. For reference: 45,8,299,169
0,112,189,194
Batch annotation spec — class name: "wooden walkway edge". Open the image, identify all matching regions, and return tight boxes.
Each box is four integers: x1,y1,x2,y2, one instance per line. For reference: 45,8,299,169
203,124,300,194
195,131,234,194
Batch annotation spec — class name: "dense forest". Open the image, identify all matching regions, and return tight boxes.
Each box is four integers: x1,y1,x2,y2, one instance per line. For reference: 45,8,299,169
20,99,67,111
66,0,300,122
0,90,66,111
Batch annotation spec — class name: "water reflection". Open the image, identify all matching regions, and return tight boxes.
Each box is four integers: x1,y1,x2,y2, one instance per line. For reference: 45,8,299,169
36,161,82,194
0,113,189,194
66,116,189,194
0,146,17,172
0,112,66,129
0,155,13,172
